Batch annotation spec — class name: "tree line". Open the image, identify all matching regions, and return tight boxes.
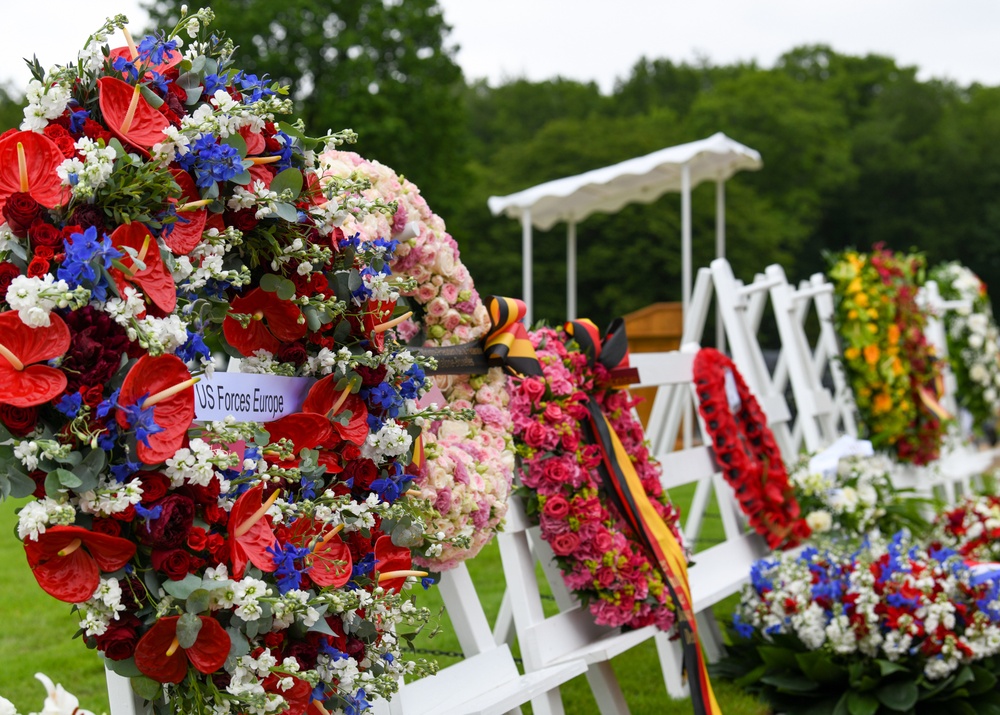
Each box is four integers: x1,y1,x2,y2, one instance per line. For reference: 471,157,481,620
6,0,998,328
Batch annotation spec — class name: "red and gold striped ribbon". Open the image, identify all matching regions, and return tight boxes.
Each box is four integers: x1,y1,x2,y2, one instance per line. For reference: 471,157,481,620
483,296,542,377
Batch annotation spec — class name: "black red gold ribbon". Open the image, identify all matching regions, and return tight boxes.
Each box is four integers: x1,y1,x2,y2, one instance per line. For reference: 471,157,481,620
918,373,952,422
564,318,640,388
568,317,720,715
483,296,542,377
583,400,721,715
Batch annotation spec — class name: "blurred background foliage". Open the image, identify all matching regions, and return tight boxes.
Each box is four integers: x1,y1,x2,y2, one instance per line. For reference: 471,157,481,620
6,0,997,328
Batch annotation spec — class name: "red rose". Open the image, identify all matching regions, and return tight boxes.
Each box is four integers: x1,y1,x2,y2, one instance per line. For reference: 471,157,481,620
550,532,581,556
0,261,20,295
206,532,227,562
0,403,38,437
187,526,208,552
139,494,195,548
263,631,285,650
29,470,46,499
520,377,547,405
95,614,142,661
29,219,64,248
151,548,193,580
276,342,308,366
523,422,553,449
3,193,42,236
26,257,49,278
82,385,105,408
543,494,570,519
310,272,328,294
226,208,258,231
596,567,616,588
32,245,54,260
91,518,123,537
540,457,573,487
82,119,112,145
203,503,228,526
560,431,581,452
593,530,613,553
344,459,378,492
138,472,170,503
112,504,137,522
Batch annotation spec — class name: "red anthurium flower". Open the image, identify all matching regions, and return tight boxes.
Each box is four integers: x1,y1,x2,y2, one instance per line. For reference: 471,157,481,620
289,518,353,589
262,673,312,715
264,413,335,451
98,76,170,153
0,311,70,407
362,299,399,353
248,164,274,189
0,130,68,212
24,525,136,603
240,127,266,156
117,355,196,465
228,482,279,579
302,375,369,446
164,169,208,255
374,535,421,594
134,615,230,684
110,222,176,313
223,288,307,357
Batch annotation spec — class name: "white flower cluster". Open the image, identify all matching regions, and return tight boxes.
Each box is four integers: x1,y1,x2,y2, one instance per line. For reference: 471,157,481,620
173,228,252,294
16,498,77,541
790,454,893,537
21,79,71,132
130,314,188,355
228,180,281,220
57,137,117,198
362,419,412,462
5,274,84,328
76,577,125,637
75,476,144,518
302,346,354,377
104,286,146,327
165,438,238,488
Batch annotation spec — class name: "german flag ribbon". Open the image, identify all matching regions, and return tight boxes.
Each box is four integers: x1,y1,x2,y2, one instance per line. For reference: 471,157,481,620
564,318,640,388
408,433,426,476
583,399,721,715
918,372,952,422
483,296,542,377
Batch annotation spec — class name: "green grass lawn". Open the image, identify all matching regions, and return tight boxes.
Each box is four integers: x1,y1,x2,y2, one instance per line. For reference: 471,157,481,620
0,482,770,714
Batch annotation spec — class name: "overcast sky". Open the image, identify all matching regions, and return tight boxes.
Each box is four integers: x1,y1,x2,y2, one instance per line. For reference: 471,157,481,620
2,1,999,93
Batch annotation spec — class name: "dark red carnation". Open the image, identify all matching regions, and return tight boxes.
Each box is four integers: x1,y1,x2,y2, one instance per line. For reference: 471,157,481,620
95,613,142,661
0,261,20,295
276,342,308,366
70,205,107,235
0,403,38,436
26,257,49,278
61,306,131,393
42,125,76,159
82,119,112,145
151,548,193,580
3,192,42,235
139,494,195,549
91,518,123,537
225,208,258,232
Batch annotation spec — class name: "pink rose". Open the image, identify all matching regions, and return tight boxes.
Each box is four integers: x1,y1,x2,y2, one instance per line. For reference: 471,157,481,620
523,422,553,449
543,403,563,423
550,532,581,556
441,283,460,303
427,297,449,317
417,283,438,303
594,530,613,553
543,494,571,519
560,431,581,452
443,309,462,332
520,377,547,405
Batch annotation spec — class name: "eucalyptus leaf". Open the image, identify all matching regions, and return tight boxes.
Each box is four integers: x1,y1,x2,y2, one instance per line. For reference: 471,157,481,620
186,589,212,614
104,656,142,678
223,133,248,158
273,202,299,223
230,170,252,186
176,612,202,649
276,277,297,301
270,168,304,198
139,84,165,109
130,676,162,701
6,470,36,499
161,574,204,600
260,273,283,293
875,680,919,712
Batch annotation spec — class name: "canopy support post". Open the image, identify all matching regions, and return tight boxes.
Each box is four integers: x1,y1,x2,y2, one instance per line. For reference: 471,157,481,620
716,179,726,352
567,220,577,321
681,163,692,333
522,209,533,325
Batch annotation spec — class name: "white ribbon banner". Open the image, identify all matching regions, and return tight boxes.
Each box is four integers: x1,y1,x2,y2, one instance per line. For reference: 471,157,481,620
194,372,316,423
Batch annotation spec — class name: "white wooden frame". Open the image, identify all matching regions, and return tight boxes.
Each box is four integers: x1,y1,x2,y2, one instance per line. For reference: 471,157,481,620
497,348,768,712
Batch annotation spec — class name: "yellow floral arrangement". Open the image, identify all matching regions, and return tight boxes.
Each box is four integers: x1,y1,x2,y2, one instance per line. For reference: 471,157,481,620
829,246,946,464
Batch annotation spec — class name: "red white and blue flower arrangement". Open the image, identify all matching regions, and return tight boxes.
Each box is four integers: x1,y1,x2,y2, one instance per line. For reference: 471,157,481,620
508,325,682,630
0,9,445,715
717,532,1000,714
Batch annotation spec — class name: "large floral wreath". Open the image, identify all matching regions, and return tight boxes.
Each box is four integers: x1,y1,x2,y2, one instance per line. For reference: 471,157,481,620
928,261,1000,432
509,325,681,630
0,10,441,715
310,150,514,571
829,247,946,464
692,348,808,549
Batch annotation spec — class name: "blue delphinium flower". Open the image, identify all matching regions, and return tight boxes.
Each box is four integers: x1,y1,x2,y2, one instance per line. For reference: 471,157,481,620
732,612,755,639
268,541,312,594
201,73,227,97
112,55,140,83
118,394,165,448
55,392,83,418
136,31,179,66
232,71,276,104
343,689,371,715
176,133,245,188
58,227,123,302
68,109,89,134
109,459,140,484
135,502,163,522
177,328,211,364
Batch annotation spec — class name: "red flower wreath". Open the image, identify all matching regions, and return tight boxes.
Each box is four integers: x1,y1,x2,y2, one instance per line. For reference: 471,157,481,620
692,348,809,549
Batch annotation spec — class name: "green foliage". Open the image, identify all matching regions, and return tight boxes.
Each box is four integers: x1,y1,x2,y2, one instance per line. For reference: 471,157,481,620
716,632,1000,715
144,0,470,218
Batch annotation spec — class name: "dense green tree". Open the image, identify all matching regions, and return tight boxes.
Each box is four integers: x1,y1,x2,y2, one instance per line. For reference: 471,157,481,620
144,0,469,215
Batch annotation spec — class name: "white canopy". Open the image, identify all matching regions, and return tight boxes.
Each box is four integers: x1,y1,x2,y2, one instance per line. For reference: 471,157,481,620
487,132,763,329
